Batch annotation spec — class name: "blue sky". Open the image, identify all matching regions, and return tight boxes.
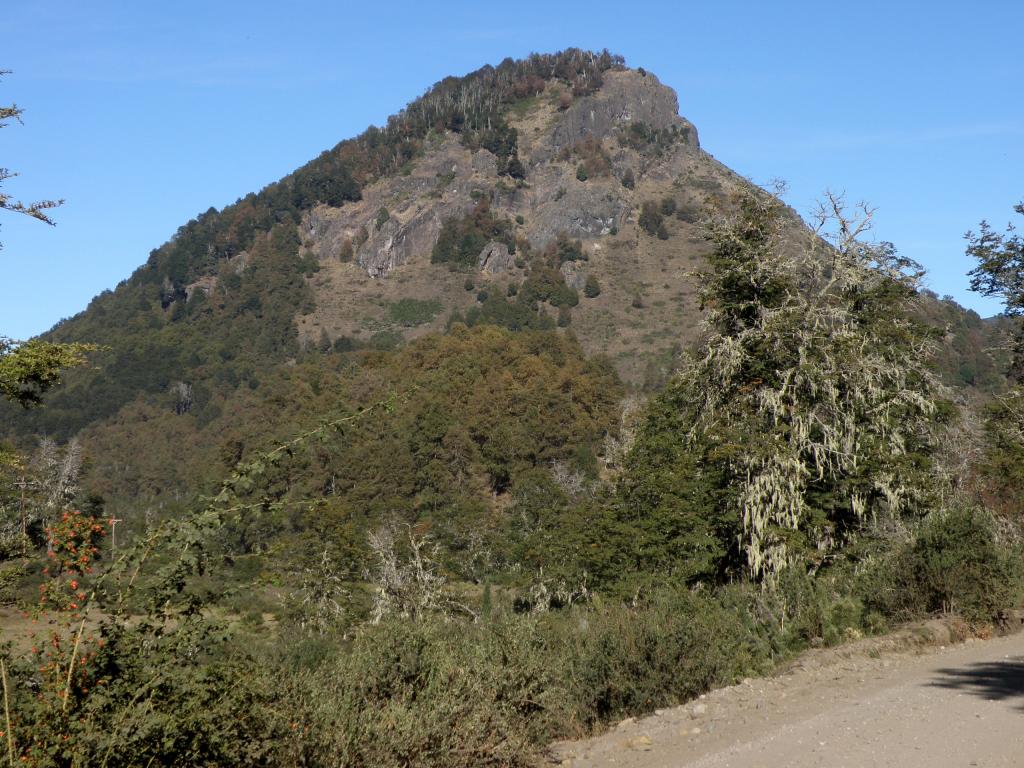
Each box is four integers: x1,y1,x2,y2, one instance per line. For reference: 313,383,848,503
1,0,1021,339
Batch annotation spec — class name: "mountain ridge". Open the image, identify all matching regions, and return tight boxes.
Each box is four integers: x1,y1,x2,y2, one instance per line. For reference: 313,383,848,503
2,49,1006,507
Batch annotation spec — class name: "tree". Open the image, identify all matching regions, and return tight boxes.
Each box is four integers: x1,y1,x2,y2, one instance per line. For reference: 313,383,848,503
634,189,946,580
0,72,63,233
966,203,1024,379
1,71,92,407
966,203,1024,517
639,201,667,239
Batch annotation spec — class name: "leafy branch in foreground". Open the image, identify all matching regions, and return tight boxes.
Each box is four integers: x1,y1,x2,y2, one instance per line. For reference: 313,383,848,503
1,396,397,766
1,70,63,235
0,338,95,408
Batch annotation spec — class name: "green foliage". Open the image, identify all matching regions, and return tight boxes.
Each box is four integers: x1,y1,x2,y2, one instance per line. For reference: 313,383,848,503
975,388,1024,520
282,616,567,767
638,201,667,239
545,233,586,264
387,298,443,327
621,191,947,581
907,506,1014,621
431,199,514,268
375,206,391,229
0,338,95,408
575,163,588,182
584,275,601,298
858,506,1019,623
967,202,1024,316
967,203,1024,378
4,221,313,439
464,292,555,332
616,121,682,157
620,168,635,189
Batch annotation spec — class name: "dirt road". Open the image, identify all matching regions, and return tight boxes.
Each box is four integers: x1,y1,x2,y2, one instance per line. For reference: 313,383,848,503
554,627,1024,768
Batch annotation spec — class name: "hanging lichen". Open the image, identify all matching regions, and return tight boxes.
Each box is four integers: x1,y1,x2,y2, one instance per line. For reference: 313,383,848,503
675,188,947,580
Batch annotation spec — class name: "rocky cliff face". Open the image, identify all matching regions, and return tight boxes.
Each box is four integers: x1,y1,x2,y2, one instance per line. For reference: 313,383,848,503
294,69,746,385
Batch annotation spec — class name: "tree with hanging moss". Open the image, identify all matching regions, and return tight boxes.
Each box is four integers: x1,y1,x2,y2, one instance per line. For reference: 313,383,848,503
632,189,948,580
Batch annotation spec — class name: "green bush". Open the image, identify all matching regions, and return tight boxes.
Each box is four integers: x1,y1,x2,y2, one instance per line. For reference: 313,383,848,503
280,617,570,768
908,506,1014,621
432,200,514,268
561,589,772,724
584,275,601,298
639,201,668,239
274,588,776,766
388,298,443,327
856,506,1018,623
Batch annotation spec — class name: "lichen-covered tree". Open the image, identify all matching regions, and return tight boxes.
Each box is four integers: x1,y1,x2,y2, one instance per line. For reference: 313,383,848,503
643,189,948,580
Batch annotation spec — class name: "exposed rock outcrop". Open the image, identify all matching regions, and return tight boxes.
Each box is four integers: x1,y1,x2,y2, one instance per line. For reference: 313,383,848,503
478,242,514,275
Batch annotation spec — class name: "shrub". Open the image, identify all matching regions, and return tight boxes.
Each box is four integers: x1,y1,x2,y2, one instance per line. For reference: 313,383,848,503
432,200,514,268
281,617,571,767
621,169,635,189
388,298,443,327
561,589,772,724
376,207,391,229
638,201,665,238
339,238,354,262
907,506,1015,622
575,163,588,182
584,275,601,298
659,197,676,216
856,506,1019,624
544,233,585,264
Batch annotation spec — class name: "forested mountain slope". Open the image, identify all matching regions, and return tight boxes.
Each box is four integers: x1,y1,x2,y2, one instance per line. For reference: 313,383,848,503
1,49,1005,519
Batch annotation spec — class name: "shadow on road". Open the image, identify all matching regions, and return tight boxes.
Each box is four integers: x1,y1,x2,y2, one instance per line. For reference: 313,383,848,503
929,656,1024,710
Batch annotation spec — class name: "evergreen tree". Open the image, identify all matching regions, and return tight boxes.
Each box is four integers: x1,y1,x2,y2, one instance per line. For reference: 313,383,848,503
966,203,1024,379
634,190,947,579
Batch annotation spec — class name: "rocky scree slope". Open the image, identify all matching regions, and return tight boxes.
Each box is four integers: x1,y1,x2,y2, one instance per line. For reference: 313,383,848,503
292,68,742,385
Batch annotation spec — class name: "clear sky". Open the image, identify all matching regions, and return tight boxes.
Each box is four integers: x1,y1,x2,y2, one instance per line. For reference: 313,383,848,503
1,0,1021,339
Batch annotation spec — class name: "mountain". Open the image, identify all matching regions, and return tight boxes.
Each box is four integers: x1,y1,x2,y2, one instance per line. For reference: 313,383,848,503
1,49,1006,517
